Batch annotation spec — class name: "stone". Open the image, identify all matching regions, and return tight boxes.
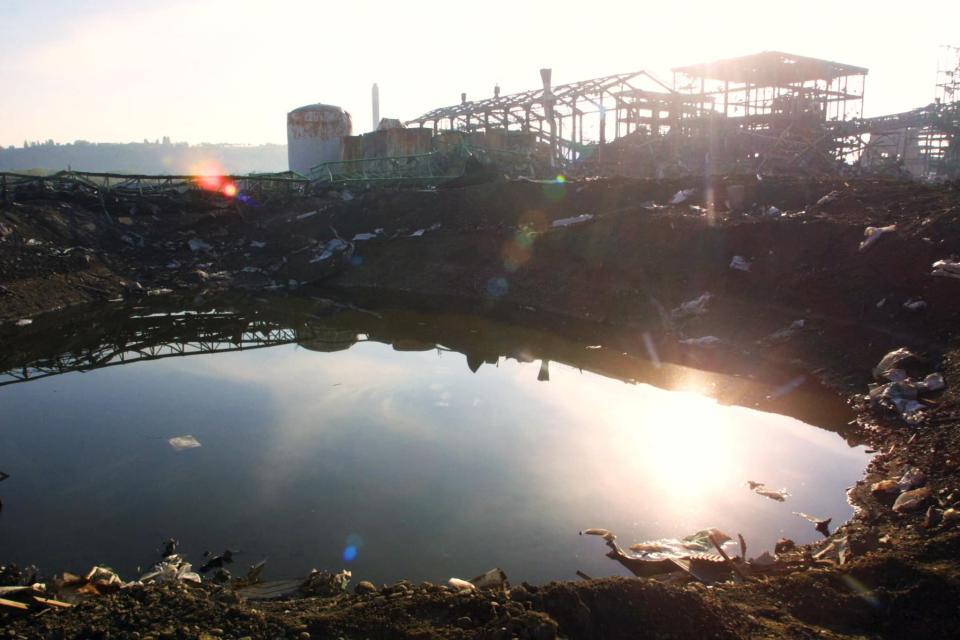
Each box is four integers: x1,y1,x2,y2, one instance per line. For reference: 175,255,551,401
355,580,376,595
893,486,932,513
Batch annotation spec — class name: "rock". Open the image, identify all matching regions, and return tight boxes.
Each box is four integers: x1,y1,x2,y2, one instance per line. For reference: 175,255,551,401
871,479,900,495
923,506,943,529
897,467,926,491
354,580,376,595
942,508,960,527
298,633,311,640
456,616,473,628
892,486,932,513
532,620,559,640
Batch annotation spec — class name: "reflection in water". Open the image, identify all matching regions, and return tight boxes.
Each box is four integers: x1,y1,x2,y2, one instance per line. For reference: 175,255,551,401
0,295,869,585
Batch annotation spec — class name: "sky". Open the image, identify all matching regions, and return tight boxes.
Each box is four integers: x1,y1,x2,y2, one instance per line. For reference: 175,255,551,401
1,0,958,147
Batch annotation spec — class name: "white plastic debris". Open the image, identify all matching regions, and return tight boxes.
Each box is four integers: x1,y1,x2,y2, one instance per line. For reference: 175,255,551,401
903,298,927,311
680,336,721,347
15,318,32,326
139,555,201,585
447,578,476,592
188,238,211,253
858,224,896,252
168,435,201,451
670,189,695,204
729,256,752,271
816,190,840,207
409,229,425,237
551,213,594,228
931,259,960,279
751,551,777,567
671,293,712,320
250,240,266,249
747,481,790,502
581,528,616,542
352,228,384,242
146,288,173,296
296,210,318,221
765,206,781,217
311,238,350,262
627,528,734,559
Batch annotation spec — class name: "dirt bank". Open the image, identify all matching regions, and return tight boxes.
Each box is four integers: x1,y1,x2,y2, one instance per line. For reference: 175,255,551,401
2,177,960,638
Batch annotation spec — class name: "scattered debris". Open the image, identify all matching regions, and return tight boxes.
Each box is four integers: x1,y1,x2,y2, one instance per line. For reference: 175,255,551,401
249,240,266,249
469,568,508,590
168,435,201,451
297,569,352,597
352,228,384,241
746,481,790,502
761,319,805,344
671,293,712,320
551,213,593,228
188,238,212,253
812,536,849,565
931,259,960,280
15,318,32,326
680,336,721,347
858,224,896,252
669,189,695,204
793,512,832,537
774,538,796,554
139,555,202,585
729,255,752,271
199,549,236,573
295,210,318,221
903,298,927,311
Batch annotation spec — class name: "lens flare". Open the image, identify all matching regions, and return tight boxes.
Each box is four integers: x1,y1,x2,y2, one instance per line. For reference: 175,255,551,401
222,183,238,198
342,545,358,562
486,277,508,298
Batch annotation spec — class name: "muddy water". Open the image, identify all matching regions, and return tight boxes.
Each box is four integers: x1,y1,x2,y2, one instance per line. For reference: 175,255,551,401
0,296,869,585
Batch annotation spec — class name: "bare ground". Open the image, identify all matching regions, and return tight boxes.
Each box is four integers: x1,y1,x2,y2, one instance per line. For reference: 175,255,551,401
2,176,960,638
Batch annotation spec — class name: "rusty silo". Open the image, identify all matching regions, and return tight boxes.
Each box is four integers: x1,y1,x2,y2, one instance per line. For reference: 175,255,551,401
287,104,352,175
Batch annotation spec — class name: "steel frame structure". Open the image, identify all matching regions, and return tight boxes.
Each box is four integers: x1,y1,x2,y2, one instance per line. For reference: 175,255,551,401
406,70,700,165
0,311,297,387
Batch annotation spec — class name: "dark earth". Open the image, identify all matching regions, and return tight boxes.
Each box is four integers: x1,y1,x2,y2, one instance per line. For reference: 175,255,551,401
2,175,960,638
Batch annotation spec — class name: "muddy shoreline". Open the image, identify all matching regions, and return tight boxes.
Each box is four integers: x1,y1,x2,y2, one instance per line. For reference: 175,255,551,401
2,177,960,638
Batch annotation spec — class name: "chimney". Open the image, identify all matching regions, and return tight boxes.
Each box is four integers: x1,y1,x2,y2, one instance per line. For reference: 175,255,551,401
494,84,501,98
461,92,467,104
371,83,380,132
540,68,552,94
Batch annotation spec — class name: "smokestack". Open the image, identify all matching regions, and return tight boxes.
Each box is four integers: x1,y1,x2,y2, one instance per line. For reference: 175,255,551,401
494,84,500,98
539,68,552,93
371,83,380,132
461,92,467,104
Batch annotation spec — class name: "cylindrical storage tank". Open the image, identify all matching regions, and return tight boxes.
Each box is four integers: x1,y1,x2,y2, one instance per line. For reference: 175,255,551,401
287,104,352,175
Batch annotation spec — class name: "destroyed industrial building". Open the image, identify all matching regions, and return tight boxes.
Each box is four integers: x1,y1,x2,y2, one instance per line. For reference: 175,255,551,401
295,49,960,186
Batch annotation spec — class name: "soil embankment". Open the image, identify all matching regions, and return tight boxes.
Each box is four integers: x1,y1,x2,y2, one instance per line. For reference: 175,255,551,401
2,177,960,638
